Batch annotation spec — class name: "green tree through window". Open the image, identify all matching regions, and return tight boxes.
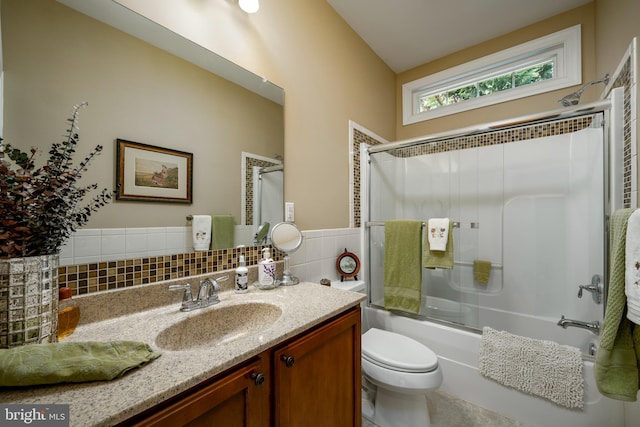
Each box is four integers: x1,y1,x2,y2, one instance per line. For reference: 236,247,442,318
419,60,554,112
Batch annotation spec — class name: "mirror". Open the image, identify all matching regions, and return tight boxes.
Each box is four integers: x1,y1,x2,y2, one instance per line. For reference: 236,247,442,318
270,222,303,286
1,0,284,260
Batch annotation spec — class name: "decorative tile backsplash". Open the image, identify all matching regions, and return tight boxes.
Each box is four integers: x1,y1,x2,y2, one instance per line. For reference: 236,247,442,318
59,245,281,296
58,227,362,296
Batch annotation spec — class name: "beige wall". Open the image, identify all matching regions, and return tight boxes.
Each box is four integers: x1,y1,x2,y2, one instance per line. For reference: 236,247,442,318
595,0,639,77
395,3,597,141
7,0,638,233
114,0,397,231
2,0,283,228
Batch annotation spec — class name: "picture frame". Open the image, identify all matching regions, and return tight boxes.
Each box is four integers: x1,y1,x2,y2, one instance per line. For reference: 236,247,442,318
116,139,193,203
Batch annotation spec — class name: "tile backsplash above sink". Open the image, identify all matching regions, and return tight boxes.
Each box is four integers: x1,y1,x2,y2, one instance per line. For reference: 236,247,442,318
58,227,362,297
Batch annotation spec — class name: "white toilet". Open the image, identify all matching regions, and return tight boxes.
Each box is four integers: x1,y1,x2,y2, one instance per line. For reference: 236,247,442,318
361,327,443,427
330,280,443,427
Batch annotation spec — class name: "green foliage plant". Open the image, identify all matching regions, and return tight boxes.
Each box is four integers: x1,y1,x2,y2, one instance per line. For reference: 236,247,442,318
0,102,111,259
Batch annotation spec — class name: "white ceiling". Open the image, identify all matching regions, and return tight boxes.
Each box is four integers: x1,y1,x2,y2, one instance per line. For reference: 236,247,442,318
326,0,592,73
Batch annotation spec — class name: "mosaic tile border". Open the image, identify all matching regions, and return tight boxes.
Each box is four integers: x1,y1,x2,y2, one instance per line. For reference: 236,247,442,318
352,130,384,227
244,156,280,226
614,57,633,208
389,116,594,158
58,245,283,296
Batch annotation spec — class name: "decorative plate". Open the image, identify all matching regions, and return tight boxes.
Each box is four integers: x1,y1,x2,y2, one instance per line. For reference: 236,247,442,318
336,248,360,281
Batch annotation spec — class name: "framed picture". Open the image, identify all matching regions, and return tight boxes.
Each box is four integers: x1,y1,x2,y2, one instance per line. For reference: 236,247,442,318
116,139,193,203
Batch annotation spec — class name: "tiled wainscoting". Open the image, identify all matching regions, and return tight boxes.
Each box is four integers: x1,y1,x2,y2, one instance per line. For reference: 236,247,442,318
57,226,361,295
287,228,362,284
59,225,256,266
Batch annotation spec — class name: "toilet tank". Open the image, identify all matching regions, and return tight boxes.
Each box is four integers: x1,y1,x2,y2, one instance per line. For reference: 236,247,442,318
330,279,365,294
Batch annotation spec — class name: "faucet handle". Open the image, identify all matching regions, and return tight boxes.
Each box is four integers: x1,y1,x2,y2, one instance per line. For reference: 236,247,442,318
197,276,227,302
169,283,193,303
212,275,229,291
577,275,602,304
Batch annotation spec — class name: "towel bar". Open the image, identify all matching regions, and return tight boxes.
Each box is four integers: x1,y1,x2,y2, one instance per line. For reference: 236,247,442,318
454,260,502,270
187,214,233,221
365,221,480,229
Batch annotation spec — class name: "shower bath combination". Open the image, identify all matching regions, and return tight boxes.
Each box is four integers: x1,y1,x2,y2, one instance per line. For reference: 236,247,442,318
363,87,626,426
558,74,610,107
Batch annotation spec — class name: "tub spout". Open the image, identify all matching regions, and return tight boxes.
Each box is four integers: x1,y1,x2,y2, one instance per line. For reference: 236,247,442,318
557,315,600,335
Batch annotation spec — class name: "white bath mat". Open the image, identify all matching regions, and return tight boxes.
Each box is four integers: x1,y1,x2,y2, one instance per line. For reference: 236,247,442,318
478,327,584,409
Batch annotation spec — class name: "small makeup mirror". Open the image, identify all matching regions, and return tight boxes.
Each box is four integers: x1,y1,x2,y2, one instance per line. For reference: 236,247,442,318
270,222,303,286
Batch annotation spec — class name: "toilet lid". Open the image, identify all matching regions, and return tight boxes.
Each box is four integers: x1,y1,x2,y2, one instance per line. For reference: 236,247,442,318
362,328,438,373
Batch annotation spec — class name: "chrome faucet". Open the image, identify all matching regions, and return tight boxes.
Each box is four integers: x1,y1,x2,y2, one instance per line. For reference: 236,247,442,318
577,274,603,304
557,315,600,335
169,275,229,311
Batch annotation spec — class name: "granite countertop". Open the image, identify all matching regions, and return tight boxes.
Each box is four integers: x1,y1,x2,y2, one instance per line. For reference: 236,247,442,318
0,275,364,427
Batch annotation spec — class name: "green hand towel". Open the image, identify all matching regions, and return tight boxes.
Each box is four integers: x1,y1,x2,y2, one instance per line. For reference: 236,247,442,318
384,220,422,314
211,215,235,250
594,208,640,401
423,220,454,269
0,341,161,387
473,260,492,284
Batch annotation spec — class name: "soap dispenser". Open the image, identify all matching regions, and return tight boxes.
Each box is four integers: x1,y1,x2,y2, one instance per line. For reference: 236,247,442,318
258,247,275,286
235,255,248,293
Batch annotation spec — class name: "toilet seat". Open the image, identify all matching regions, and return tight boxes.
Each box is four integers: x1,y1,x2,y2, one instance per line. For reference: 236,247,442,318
362,328,438,373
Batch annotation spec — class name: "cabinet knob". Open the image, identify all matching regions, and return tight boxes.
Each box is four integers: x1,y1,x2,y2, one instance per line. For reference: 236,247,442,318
281,355,295,368
250,372,265,386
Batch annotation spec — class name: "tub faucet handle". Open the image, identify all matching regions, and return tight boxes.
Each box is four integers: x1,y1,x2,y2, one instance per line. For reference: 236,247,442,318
577,274,602,304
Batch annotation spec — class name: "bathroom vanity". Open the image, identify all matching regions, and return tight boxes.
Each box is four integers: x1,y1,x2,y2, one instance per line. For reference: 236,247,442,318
0,280,364,427
125,306,360,426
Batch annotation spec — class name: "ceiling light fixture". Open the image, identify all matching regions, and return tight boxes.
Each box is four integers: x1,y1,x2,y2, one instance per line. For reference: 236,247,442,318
239,0,259,14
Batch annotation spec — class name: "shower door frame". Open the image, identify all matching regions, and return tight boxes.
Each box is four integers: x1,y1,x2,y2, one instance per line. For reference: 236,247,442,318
362,94,624,329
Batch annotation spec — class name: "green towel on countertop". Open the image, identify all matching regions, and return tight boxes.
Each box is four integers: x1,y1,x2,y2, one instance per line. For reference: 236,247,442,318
384,220,423,314
423,220,454,269
0,341,161,387
211,215,235,250
594,208,640,401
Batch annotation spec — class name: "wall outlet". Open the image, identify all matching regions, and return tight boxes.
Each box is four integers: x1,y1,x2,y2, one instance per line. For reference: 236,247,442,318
285,202,295,222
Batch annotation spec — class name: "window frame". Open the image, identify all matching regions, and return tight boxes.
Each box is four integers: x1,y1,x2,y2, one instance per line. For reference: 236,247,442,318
402,25,582,125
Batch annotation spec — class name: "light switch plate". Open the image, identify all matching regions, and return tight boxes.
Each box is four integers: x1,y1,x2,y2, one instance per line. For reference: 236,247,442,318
285,202,295,222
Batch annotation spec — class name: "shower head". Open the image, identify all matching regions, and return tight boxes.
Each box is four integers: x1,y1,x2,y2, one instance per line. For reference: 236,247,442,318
558,74,610,107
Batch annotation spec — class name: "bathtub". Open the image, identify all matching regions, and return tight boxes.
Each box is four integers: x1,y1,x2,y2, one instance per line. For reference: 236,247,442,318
363,304,625,427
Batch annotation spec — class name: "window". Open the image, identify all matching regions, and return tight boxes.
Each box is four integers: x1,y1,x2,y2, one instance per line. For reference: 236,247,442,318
402,25,581,125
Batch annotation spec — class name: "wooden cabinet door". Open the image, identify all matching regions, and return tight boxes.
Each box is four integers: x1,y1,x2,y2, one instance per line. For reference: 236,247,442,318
273,307,361,427
129,357,268,427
